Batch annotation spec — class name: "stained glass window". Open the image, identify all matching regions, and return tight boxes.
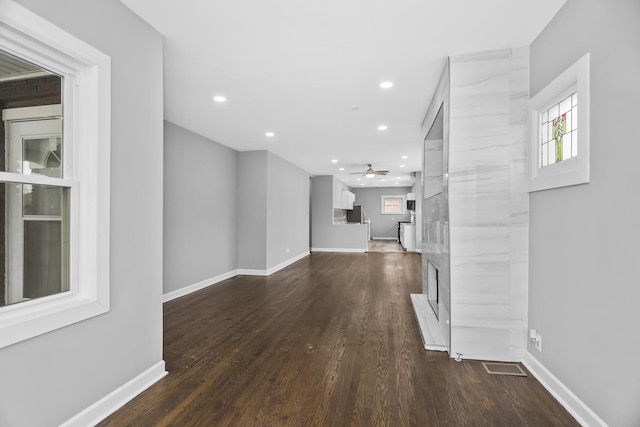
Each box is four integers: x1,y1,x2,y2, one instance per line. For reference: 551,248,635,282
539,92,577,167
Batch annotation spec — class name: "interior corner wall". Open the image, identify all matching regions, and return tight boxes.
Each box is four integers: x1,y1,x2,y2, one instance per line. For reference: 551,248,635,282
0,0,164,425
529,1,640,425
350,186,412,238
237,151,268,270
265,152,310,269
310,176,367,250
163,122,238,294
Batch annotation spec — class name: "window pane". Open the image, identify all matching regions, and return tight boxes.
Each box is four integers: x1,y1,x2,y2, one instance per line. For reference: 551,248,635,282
23,136,62,178
540,91,577,167
562,133,572,160
0,49,62,175
23,183,62,216
559,96,571,115
0,183,69,307
382,196,404,214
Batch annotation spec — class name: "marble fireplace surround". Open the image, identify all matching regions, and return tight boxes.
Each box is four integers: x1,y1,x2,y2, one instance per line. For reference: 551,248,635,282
417,47,530,362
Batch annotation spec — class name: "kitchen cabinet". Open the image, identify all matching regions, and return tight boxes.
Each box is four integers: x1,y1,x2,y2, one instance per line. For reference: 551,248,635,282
332,177,355,209
400,223,416,251
341,191,355,210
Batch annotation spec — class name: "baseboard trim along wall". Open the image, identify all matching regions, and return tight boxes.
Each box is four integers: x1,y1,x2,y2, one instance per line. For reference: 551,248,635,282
61,361,167,427
238,251,310,276
310,248,366,253
523,352,607,427
371,237,397,240
163,270,238,303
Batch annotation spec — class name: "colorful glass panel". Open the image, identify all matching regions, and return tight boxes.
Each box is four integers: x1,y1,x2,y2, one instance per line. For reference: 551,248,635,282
539,92,577,168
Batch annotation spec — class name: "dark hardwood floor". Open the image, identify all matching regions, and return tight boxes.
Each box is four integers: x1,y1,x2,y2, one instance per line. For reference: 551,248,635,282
99,252,578,427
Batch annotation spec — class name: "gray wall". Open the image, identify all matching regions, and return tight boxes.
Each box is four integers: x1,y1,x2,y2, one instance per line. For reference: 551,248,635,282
351,187,412,238
310,176,367,250
237,151,268,270
237,151,310,271
0,1,164,425
164,122,238,293
529,1,640,425
266,152,310,268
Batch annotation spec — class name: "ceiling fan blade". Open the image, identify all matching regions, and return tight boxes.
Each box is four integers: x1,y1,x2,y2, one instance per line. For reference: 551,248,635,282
349,171,366,175
374,170,389,175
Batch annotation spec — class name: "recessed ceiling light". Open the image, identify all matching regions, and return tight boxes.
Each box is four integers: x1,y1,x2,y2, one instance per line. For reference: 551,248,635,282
360,183,365,186
378,125,388,131
331,159,338,163
380,81,393,89
379,178,386,182
401,155,408,159
265,132,275,137
400,164,405,168
395,182,400,185
339,167,345,171
213,95,226,103
356,178,361,181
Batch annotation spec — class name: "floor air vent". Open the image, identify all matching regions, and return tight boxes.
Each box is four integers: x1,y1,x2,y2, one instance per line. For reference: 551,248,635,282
481,362,527,377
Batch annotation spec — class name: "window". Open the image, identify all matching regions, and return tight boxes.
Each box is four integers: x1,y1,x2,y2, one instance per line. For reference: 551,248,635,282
381,195,405,214
2,105,68,307
0,2,111,349
539,92,577,167
528,53,590,192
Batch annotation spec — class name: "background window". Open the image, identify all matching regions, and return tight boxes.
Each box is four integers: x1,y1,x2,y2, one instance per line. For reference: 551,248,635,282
1,85,68,307
381,195,405,214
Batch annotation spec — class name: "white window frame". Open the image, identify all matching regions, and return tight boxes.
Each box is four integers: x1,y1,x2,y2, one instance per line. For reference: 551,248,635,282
380,195,406,215
528,53,590,192
0,0,111,349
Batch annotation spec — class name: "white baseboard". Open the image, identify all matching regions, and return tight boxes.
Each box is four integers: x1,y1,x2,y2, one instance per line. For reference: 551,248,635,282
371,237,397,240
163,270,238,303
61,361,167,427
523,352,607,427
238,251,310,276
267,251,309,275
310,247,366,253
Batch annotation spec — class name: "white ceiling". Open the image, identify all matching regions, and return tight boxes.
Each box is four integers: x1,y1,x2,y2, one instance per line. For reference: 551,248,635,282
120,0,565,188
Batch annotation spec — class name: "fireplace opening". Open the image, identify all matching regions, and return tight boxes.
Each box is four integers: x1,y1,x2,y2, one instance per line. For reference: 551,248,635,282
427,261,439,319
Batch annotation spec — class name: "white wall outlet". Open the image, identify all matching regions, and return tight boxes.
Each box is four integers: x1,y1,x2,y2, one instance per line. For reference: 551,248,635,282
286,247,290,254
534,333,542,352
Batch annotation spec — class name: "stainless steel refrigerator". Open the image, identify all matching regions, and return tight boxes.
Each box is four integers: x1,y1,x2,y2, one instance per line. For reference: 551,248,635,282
347,205,365,223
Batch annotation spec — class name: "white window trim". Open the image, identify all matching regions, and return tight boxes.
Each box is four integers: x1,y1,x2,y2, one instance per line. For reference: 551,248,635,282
380,195,406,215
0,0,111,349
528,53,590,192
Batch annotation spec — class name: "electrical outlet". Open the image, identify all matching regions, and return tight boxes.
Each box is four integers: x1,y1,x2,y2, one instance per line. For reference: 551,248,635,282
286,247,290,254
534,333,542,352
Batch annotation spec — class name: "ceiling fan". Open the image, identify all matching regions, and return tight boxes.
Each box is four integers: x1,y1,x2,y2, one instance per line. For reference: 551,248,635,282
350,164,389,179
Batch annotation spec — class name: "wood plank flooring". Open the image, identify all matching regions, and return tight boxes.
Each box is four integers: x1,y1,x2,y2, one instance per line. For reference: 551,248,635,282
99,252,578,427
